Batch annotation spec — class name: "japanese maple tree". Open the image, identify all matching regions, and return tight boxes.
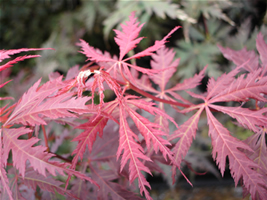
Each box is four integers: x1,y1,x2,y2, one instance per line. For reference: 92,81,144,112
0,12,267,200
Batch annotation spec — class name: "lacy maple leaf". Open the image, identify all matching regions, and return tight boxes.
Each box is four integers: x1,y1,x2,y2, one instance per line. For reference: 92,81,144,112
171,37,267,199
1,12,267,200
0,48,98,200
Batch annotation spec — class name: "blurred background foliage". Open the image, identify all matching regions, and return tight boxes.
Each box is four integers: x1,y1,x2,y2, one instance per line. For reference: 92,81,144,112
1,0,266,80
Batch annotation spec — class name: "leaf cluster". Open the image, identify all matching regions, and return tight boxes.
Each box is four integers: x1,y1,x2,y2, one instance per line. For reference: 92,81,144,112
0,12,267,200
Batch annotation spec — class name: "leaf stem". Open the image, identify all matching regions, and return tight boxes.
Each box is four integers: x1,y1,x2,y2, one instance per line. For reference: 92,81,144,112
202,14,209,38
114,69,190,108
41,125,50,152
50,152,72,163
128,81,191,108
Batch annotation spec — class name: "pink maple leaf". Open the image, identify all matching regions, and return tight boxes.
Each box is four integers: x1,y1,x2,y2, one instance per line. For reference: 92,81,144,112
256,32,267,76
177,47,267,199
0,129,13,199
114,12,144,61
168,108,204,181
2,128,98,188
89,165,144,200
206,107,266,199
78,12,180,84
71,100,119,170
21,167,76,198
210,105,267,132
218,44,259,73
117,99,153,200
0,48,52,62
4,77,65,126
209,69,267,103
149,47,179,91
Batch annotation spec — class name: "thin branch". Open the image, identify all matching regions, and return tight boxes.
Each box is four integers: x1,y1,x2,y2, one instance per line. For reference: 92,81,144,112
41,125,50,152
